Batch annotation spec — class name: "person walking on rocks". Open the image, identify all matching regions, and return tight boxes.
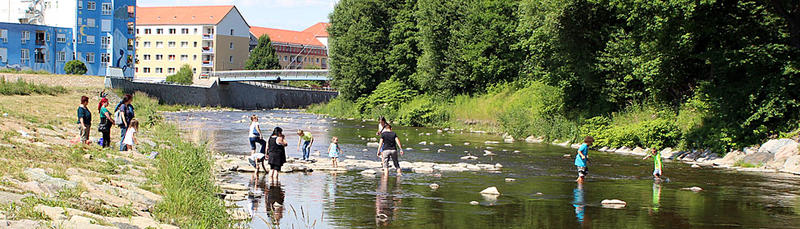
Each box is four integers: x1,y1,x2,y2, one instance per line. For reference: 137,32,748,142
297,130,314,161
77,96,92,145
575,136,594,183
328,137,342,168
268,127,289,181
98,97,114,148
643,148,663,181
115,94,135,151
248,115,267,175
377,124,405,176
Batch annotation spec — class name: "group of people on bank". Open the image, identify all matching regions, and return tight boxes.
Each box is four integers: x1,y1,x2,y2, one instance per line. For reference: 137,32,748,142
75,90,139,151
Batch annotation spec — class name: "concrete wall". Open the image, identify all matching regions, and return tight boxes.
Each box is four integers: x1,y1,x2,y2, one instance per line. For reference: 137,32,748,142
109,77,337,109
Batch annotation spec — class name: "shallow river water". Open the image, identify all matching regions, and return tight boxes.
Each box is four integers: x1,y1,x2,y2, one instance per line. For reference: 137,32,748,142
166,110,800,228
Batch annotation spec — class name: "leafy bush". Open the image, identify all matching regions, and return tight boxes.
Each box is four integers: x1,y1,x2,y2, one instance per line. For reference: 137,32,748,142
0,78,67,96
64,60,87,75
356,79,417,115
307,97,361,119
397,95,449,127
166,64,193,85
497,82,566,139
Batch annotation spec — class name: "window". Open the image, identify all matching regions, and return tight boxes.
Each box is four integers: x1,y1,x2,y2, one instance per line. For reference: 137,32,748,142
101,19,111,32
34,48,45,63
230,29,234,35
180,41,188,47
34,31,46,45
229,56,233,64
143,41,151,47
101,36,111,49
193,42,197,47
181,28,189,34
136,29,139,34
78,0,82,9
144,29,151,34
168,28,176,34
128,39,134,50
155,68,163,73
156,28,163,34
85,52,95,63
193,55,197,60
127,22,134,34
168,68,175,74
101,3,111,15
155,41,163,48
21,31,30,43
168,55,175,61
20,49,29,63
57,51,66,62
143,67,150,73
101,53,110,65
168,41,175,47
194,28,198,34
143,54,150,60
86,35,95,45
316,58,320,63
180,55,188,61
283,56,287,61
56,33,66,43
87,18,95,27
0,48,7,62
229,42,234,49
155,54,163,60
1,29,8,42
87,1,95,10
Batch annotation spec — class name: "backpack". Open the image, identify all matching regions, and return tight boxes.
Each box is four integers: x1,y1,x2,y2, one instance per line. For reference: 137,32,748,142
114,104,125,125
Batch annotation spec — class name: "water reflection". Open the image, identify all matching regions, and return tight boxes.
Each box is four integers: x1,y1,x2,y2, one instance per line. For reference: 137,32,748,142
376,175,402,227
651,183,662,215
572,183,586,225
248,175,286,226
266,181,286,224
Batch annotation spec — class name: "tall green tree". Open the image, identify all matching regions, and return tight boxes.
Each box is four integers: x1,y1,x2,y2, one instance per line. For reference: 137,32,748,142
386,0,420,84
245,35,281,70
166,64,193,85
328,0,394,100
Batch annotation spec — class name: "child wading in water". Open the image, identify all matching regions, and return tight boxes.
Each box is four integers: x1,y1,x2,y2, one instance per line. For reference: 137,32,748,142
328,137,342,167
643,148,663,181
575,136,594,183
123,119,139,151
297,130,314,161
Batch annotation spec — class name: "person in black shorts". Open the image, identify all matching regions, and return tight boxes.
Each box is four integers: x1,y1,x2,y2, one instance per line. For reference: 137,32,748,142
267,127,288,181
377,124,405,176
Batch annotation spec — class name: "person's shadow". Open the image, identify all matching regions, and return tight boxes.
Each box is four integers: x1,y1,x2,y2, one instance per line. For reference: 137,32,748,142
376,175,402,227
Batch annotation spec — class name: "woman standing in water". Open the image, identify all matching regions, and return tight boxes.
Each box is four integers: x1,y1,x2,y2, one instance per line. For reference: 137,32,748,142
267,127,288,181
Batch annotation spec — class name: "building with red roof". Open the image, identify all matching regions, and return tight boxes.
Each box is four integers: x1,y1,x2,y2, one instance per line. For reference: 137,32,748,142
250,23,329,69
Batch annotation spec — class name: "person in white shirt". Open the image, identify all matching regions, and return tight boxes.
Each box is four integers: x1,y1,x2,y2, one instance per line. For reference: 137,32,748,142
247,115,267,176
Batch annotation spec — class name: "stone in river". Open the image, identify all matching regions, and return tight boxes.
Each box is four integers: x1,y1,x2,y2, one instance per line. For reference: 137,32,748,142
485,141,500,144
429,183,440,190
220,183,248,191
419,141,428,145
367,142,380,148
464,142,471,146
682,187,703,192
437,149,446,153
346,155,355,159
483,150,496,156
362,149,368,152
421,148,431,151
495,163,503,168
504,138,514,143
505,178,516,182
360,169,377,176
480,187,501,195
691,164,701,168
601,199,627,209
461,155,478,160
470,201,479,205
513,150,521,153
563,154,571,158
444,144,453,147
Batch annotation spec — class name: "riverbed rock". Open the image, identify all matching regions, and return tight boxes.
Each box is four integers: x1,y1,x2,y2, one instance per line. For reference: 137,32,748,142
615,147,632,154
525,136,544,143
460,155,478,160
563,154,571,158
485,141,500,144
464,142,471,146
741,151,774,166
716,150,746,166
601,199,627,209
220,183,248,191
361,169,377,176
631,147,646,155
443,144,453,147
495,163,503,168
429,183,439,190
437,149,446,153
470,201,479,205
759,139,797,154
768,142,800,169
367,142,380,148
23,168,77,194
483,150,495,156
419,141,427,145
682,186,703,192
480,187,500,195
691,164,701,168
504,138,514,143
780,155,800,174
505,178,516,182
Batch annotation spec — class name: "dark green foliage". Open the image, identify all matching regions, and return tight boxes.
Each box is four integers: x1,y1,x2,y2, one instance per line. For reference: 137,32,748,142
397,95,449,127
356,79,417,114
64,60,87,75
245,35,281,70
165,64,193,85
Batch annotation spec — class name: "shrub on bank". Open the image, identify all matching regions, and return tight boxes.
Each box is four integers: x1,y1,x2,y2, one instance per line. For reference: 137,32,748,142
64,60,87,75
356,79,417,115
397,95,449,127
0,78,67,96
165,64,193,85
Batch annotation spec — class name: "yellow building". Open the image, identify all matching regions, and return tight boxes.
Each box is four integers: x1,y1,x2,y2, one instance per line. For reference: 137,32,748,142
135,5,250,84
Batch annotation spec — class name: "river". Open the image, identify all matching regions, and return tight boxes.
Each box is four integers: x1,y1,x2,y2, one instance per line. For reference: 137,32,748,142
166,110,800,228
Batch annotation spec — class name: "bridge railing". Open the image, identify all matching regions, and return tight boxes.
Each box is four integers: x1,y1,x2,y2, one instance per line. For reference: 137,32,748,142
243,81,337,92
213,69,330,81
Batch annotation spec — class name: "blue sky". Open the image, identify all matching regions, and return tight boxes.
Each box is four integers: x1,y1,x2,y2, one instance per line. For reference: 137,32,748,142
137,0,336,31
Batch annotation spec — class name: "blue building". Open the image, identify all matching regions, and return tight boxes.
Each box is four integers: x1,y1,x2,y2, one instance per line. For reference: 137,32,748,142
0,0,136,77
0,22,74,74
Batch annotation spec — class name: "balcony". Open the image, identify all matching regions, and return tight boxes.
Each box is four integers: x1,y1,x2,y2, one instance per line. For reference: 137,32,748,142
202,34,213,40
202,46,213,53
202,61,213,67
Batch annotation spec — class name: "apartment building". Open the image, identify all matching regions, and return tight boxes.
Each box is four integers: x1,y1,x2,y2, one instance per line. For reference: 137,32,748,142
0,0,137,77
0,22,74,74
249,22,329,69
135,5,250,83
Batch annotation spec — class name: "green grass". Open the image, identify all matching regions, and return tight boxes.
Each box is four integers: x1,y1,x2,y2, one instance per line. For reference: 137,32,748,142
0,78,68,96
0,68,52,75
0,201,50,221
733,160,761,168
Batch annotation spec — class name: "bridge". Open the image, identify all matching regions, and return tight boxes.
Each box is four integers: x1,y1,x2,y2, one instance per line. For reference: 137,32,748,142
213,69,330,82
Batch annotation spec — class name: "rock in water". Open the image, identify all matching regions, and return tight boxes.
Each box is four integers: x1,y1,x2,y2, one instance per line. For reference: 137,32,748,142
485,141,500,144
682,187,703,192
429,183,440,190
563,154,571,158
367,142,380,148
601,199,627,209
437,149,446,153
505,178,516,182
461,155,478,160
470,201,479,205
444,144,453,147
495,163,503,168
419,141,428,145
361,169,377,176
691,164,701,168
464,142,471,146
480,187,501,195
345,155,355,159
483,150,496,156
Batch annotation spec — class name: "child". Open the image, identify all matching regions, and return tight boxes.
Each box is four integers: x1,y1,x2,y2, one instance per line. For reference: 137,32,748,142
575,136,594,183
123,119,139,151
248,115,267,175
297,130,314,161
643,148,663,180
328,137,341,167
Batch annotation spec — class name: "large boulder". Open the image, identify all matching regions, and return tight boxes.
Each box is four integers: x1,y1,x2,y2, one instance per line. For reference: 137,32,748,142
23,168,77,194
741,151,774,166
770,142,799,168
716,150,746,166
758,139,796,154
780,155,800,174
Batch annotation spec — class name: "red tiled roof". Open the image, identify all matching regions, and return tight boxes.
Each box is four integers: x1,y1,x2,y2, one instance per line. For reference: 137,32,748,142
302,22,330,37
250,26,325,47
136,5,234,25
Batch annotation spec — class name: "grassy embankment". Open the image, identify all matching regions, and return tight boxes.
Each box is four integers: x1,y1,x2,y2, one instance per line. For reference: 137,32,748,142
309,81,772,153
0,75,232,228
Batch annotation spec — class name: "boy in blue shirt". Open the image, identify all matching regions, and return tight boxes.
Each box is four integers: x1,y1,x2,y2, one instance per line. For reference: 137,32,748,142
575,136,594,183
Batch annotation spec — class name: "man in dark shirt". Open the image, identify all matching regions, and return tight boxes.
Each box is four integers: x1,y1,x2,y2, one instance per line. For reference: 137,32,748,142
377,124,405,176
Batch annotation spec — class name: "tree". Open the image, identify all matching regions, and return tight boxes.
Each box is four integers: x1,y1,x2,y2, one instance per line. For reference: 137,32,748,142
166,64,193,85
64,60,87,75
245,35,281,70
